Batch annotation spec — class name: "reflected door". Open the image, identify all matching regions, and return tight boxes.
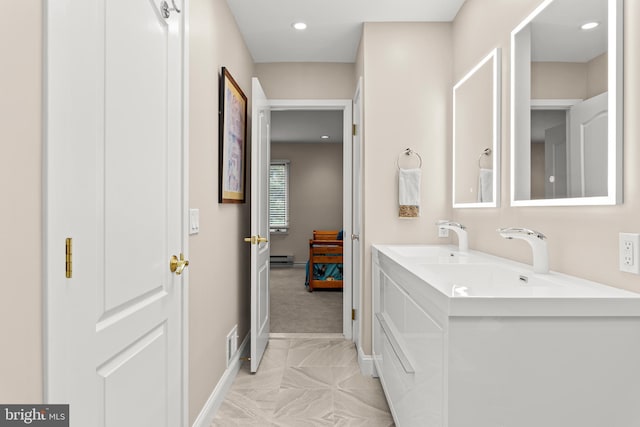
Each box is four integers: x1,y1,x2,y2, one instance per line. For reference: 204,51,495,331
569,92,608,197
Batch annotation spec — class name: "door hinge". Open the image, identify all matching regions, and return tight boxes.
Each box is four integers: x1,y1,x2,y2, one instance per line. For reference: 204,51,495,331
65,237,73,278
352,308,356,320
352,124,357,136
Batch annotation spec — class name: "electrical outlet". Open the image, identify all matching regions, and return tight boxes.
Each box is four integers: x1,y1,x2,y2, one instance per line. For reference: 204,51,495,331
619,233,640,274
438,227,449,238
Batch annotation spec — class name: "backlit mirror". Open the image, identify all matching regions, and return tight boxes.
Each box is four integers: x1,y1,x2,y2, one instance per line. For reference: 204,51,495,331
453,48,501,208
511,0,622,206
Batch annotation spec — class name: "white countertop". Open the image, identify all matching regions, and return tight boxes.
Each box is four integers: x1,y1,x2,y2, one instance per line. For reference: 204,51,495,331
373,244,640,317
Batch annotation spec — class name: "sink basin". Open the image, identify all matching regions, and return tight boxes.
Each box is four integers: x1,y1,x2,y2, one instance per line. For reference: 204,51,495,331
372,244,640,316
412,263,631,298
379,244,485,264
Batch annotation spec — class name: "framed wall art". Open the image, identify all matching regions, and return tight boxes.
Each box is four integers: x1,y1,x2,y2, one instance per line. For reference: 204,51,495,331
218,67,247,203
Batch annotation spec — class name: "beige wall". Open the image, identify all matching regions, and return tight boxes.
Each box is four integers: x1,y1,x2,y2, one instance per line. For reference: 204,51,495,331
270,143,343,263
0,0,43,403
452,0,640,293
359,22,453,353
453,57,495,204
189,0,254,423
255,62,355,99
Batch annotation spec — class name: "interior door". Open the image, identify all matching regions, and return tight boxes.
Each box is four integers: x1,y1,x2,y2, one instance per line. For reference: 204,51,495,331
249,78,271,373
45,1,185,426
544,123,568,199
569,92,608,197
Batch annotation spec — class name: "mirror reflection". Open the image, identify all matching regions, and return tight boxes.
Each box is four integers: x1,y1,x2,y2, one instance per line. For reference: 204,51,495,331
511,0,622,205
453,48,501,208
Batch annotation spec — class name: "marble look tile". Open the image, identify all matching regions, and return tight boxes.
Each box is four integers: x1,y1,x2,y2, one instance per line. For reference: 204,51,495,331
281,366,334,389
333,366,385,390
334,389,393,420
232,362,285,390
213,337,396,426
273,389,333,419
214,389,278,419
333,415,395,427
287,340,357,368
271,416,334,426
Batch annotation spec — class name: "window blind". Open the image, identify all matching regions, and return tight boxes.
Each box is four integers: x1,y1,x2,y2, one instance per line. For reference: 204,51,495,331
269,160,289,232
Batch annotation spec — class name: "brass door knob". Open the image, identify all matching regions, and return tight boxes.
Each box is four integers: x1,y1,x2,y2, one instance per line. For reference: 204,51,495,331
243,235,268,245
170,253,190,275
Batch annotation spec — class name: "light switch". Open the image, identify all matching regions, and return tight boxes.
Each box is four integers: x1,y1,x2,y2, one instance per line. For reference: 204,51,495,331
189,209,200,235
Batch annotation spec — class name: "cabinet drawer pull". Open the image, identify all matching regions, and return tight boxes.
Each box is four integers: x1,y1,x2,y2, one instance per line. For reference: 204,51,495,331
376,313,415,374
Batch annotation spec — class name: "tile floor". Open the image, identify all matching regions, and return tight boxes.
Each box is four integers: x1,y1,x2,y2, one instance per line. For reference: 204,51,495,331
212,335,395,426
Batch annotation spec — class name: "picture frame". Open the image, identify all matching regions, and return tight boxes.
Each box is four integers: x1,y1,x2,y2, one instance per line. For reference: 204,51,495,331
218,67,248,203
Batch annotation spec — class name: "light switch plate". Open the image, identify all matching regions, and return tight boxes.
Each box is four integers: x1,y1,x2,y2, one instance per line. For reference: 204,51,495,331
189,209,200,235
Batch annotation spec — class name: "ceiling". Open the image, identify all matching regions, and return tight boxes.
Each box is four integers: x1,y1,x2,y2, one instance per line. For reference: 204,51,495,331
225,0,466,63
530,0,607,62
271,110,343,144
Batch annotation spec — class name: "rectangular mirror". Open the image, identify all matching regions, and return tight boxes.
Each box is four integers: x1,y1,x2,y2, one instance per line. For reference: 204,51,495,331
510,0,622,206
453,48,501,208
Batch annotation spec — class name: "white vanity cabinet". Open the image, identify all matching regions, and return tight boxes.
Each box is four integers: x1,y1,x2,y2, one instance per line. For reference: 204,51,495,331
372,244,640,427
372,250,446,427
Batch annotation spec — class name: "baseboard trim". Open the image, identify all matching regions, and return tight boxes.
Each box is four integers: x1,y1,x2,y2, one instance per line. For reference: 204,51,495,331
191,333,249,427
357,344,377,377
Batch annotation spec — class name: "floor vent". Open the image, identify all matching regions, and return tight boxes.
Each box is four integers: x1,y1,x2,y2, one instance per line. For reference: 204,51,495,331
270,255,294,267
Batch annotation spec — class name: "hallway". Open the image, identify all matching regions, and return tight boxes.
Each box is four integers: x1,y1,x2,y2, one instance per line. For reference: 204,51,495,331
212,336,394,426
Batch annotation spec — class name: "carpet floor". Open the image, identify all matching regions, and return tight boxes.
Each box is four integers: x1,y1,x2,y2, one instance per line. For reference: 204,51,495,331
270,267,343,333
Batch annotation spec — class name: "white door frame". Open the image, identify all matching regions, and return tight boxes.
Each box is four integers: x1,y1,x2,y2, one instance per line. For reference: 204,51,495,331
43,1,190,424
269,99,354,339
352,79,363,349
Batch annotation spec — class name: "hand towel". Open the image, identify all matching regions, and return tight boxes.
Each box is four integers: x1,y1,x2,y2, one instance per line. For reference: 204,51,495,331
477,168,493,203
399,168,421,218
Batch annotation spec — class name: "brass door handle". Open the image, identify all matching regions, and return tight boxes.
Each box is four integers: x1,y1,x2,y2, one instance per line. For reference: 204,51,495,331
243,235,268,245
170,253,189,275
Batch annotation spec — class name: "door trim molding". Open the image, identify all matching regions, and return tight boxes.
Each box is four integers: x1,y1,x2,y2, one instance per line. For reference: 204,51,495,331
180,1,190,425
269,99,354,340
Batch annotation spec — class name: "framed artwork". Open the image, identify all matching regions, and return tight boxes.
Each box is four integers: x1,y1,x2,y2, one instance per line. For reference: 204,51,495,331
218,67,248,203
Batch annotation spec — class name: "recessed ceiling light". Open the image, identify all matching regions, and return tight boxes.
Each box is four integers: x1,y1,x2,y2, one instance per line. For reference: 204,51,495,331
292,22,307,31
581,22,599,30
320,135,329,139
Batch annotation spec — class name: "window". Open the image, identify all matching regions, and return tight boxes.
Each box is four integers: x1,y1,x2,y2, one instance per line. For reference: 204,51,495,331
269,160,290,233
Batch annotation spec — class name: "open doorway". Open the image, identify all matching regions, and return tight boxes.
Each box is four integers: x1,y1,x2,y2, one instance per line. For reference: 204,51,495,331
267,101,353,337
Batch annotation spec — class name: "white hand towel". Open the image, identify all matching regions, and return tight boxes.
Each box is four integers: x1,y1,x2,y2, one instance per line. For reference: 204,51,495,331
399,168,421,218
477,168,493,203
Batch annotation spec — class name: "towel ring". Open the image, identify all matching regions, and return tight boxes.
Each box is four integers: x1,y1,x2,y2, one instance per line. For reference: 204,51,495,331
478,148,491,168
397,148,423,170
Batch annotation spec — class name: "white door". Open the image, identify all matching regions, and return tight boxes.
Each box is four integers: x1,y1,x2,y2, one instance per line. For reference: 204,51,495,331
569,92,608,197
351,80,363,346
544,123,568,199
45,1,186,426
249,78,271,373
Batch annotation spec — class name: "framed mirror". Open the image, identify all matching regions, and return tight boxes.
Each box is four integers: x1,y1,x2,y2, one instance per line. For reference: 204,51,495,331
453,48,501,208
510,0,622,206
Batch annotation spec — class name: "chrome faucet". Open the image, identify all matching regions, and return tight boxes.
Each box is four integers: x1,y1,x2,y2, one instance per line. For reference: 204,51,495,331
437,220,468,252
498,227,549,274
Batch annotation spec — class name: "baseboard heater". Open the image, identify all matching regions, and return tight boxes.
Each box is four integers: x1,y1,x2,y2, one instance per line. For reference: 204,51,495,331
270,255,294,267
